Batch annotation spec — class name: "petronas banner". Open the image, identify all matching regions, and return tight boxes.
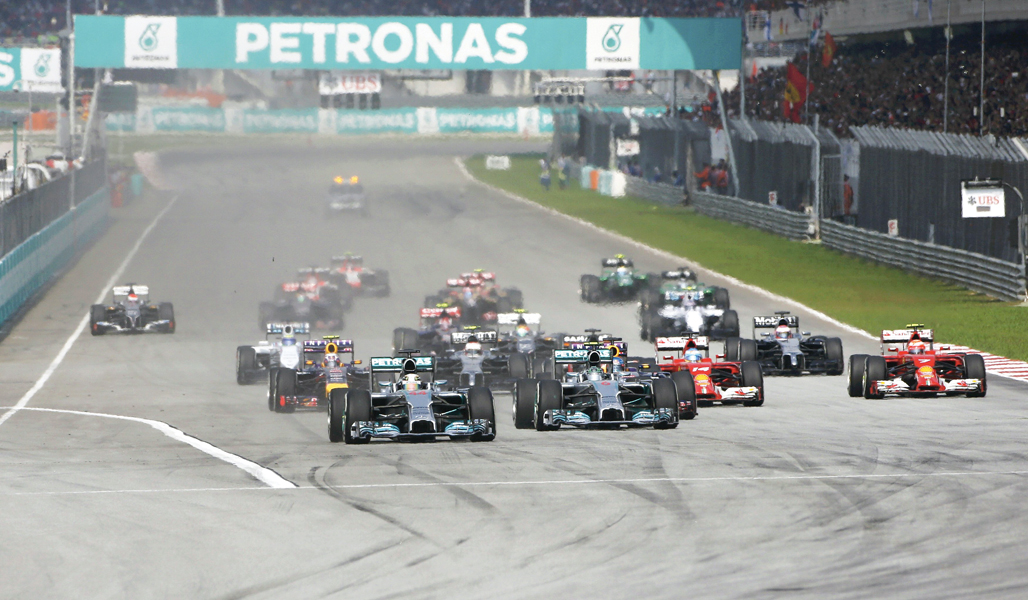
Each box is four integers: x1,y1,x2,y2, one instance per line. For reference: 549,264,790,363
0,47,63,92
74,15,741,71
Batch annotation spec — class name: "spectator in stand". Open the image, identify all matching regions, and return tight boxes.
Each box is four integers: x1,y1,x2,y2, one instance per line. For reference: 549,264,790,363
652,166,662,183
672,169,685,187
713,159,729,195
694,162,712,191
843,175,855,224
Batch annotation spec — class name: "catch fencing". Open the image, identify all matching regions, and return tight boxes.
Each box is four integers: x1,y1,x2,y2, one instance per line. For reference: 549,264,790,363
572,109,1028,300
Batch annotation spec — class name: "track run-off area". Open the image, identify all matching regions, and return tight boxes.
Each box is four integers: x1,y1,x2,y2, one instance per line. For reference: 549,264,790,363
1,138,1027,599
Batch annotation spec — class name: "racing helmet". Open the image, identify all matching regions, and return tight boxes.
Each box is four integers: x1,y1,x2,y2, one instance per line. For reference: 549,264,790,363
612,357,625,372
465,339,482,356
322,353,340,368
775,324,791,340
281,326,296,346
515,323,532,338
908,340,927,355
402,373,421,392
586,367,604,382
127,293,139,303
684,348,704,362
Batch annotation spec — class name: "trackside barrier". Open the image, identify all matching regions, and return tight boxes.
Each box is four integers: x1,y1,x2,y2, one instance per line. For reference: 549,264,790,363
0,187,110,327
820,220,1026,302
625,177,682,206
692,191,813,241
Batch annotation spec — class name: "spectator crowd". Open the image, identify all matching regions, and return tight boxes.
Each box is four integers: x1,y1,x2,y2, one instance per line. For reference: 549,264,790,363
724,31,1028,138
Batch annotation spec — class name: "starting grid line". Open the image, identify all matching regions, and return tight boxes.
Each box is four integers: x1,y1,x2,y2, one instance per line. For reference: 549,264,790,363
4,470,1028,497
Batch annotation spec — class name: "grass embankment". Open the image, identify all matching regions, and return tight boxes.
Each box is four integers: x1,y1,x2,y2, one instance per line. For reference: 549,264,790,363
467,154,1028,361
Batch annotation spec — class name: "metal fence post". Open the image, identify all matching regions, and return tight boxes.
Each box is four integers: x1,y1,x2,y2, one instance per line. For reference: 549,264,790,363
801,118,821,239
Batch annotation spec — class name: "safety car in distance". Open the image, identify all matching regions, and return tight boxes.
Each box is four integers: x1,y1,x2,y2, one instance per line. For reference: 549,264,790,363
733,312,845,376
653,336,763,409
511,348,679,430
849,325,986,399
269,338,366,413
328,253,390,297
328,353,496,444
326,176,368,216
580,255,656,303
236,322,309,384
90,285,175,335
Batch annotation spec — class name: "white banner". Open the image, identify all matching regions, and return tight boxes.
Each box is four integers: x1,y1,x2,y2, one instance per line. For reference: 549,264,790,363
961,182,1006,218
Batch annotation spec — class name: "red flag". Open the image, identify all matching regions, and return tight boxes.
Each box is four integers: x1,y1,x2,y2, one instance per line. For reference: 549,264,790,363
783,62,810,123
822,32,837,67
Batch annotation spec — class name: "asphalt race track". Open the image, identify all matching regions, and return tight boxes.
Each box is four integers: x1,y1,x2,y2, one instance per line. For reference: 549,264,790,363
2,138,1027,599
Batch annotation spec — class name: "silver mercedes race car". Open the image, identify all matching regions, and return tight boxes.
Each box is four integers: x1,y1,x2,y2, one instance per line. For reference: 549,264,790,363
90,285,175,335
327,353,496,444
511,348,680,431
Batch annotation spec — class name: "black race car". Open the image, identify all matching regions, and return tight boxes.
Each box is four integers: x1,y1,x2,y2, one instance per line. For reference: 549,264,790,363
90,284,175,335
268,338,368,412
727,312,844,376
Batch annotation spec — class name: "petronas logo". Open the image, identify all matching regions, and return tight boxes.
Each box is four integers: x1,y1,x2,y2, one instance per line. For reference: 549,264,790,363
139,23,160,52
602,24,623,52
34,54,51,77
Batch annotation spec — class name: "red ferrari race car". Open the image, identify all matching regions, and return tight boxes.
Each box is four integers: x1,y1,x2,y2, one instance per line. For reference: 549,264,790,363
849,325,987,399
653,336,764,414
328,253,390,297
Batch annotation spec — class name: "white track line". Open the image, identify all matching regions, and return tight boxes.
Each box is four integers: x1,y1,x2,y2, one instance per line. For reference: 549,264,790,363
3,469,1027,497
455,158,1028,382
0,195,179,430
2,407,295,489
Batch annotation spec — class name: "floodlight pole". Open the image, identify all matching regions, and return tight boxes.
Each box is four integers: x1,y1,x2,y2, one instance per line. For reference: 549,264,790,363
979,0,985,136
943,0,951,133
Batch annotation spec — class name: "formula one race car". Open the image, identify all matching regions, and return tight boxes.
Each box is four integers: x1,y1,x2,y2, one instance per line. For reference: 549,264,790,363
493,312,565,380
638,268,729,314
90,285,175,335
328,253,390,297
328,352,496,444
326,175,368,216
511,348,680,430
435,329,509,388
235,322,309,384
641,290,740,341
580,255,656,303
259,271,348,331
850,325,986,399
425,270,524,325
734,312,845,376
268,338,366,413
653,336,763,409
392,306,463,356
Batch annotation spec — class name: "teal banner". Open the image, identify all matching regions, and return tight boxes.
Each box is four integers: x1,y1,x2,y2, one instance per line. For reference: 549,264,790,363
151,107,225,132
74,15,741,71
243,108,318,133
436,107,518,133
336,108,417,134
0,47,64,92
105,112,136,132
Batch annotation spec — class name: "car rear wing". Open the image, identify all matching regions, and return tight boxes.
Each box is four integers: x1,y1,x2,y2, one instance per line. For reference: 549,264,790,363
302,339,354,353
370,356,435,373
496,312,542,325
451,330,498,344
655,336,709,351
554,349,614,364
661,268,696,280
112,285,149,302
297,267,331,276
602,258,633,268
420,307,462,319
664,289,704,302
882,329,934,344
566,340,627,356
460,271,495,281
331,255,363,264
754,315,800,329
266,322,310,334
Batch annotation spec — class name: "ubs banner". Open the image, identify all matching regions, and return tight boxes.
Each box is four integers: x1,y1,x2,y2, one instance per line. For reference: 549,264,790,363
75,15,741,71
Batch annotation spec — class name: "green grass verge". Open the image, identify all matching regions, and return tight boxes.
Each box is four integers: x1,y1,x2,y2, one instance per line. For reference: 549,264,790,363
467,153,1028,362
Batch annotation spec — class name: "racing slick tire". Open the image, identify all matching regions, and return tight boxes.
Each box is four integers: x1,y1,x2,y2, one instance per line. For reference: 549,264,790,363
89,304,106,336
651,378,679,429
964,354,988,398
847,354,869,397
274,368,297,413
393,327,419,354
509,352,530,379
512,379,536,429
580,274,601,303
158,302,175,333
863,356,887,399
267,368,278,411
533,356,556,380
236,346,257,385
714,287,731,310
739,339,758,362
344,390,372,444
327,388,347,442
720,310,740,339
670,371,697,420
724,337,742,361
534,380,562,431
468,387,496,441
825,337,845,375
740,361,765,407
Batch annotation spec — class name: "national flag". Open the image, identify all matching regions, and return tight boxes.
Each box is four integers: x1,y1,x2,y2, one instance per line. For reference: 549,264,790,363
809,12,822,47
764,12,772,41
822,32,837,67
750,60,758,81
785,0,806,21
